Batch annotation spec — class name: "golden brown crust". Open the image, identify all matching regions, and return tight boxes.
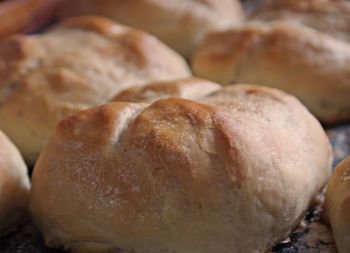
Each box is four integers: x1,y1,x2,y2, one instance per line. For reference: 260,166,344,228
251,0,350,44
0,15,190,163
0,130,30,234
56,0,244,57
324,156,350,253
112,78,221,103
192,21,350,124
30,84,333,253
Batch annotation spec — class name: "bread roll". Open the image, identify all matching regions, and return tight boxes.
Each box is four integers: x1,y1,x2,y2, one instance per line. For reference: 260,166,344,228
0,130,30,234
30,84,333,253
324,156,350,253
251,0,350,43
192,21,350,124
56,0,244,58
112,78,220,103
0,16,190,163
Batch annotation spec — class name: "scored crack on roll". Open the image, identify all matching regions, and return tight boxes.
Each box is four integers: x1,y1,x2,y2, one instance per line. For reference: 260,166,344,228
191,21,350,125
0,130,30,235
324,155,350,253
55,0,245,58
30,82,333,253
112,77,221,103
0,15,191,163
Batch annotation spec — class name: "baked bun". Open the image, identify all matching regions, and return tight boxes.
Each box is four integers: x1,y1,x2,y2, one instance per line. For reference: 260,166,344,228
112,78,220,103
192,21,350,124
251,0,350,43
56,0,244,57
0,15,190,163
0,130,30,234
324,156,350,253
30,84,333,253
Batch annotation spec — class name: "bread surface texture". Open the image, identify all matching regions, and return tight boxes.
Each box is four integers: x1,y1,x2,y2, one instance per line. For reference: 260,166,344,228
56,0,244,57
0,130,30,234
324,156,350,253
30,84,333,253
251,0,350,43
192,21,350,124
0,15,190,163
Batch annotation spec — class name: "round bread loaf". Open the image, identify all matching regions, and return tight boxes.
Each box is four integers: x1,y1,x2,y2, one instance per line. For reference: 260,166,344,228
192,21,350,124
112,78,221,103
0,15,190,163
0,130,30,234
324,156,350,253
56,0,244,58
30,84,333,253
251,0,350,43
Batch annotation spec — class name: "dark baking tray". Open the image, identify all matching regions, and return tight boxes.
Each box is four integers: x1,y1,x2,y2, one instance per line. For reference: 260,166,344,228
1,124,348,253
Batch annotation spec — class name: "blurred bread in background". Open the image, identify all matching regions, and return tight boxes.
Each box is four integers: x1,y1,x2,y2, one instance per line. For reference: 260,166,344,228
55,0,245,58
0,0,62,37
0,15,190,163
251,0,350,43
192,21,350,125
